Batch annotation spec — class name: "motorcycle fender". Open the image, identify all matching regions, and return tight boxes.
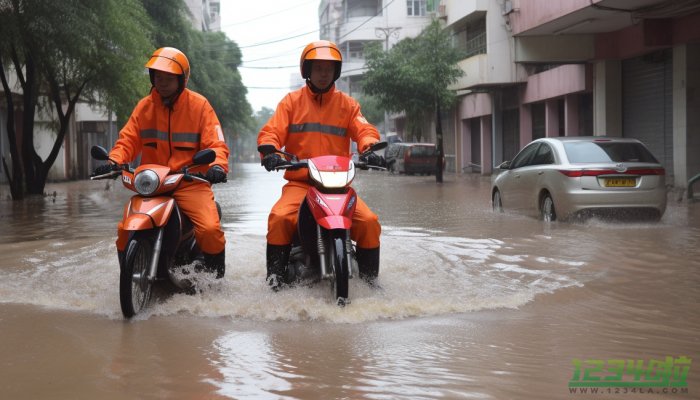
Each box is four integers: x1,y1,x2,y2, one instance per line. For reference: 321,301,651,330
317,215,352,230
123,196,176,230
306,187,357,219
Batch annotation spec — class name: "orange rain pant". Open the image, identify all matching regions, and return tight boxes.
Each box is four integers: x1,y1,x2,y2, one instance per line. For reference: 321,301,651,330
116,182,225,255
267,180,381,249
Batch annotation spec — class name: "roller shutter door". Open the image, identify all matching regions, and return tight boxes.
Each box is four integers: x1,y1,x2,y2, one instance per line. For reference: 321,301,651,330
622,49,673,177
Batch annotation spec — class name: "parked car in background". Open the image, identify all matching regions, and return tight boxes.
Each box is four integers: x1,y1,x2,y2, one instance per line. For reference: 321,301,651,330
385,142,444,175
491,137,667,222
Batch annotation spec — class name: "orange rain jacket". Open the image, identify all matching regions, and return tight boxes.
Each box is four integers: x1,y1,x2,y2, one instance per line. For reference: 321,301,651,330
110,88,229,254
258,84,381,248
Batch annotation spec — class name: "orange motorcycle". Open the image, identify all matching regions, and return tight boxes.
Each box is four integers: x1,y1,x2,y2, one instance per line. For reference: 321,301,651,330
90,145,222,318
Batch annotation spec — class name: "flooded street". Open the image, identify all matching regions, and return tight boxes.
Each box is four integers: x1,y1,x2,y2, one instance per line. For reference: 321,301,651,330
1,164,699,399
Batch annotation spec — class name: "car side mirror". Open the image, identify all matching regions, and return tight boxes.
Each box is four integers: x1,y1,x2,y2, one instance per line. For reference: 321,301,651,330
497,161,511,170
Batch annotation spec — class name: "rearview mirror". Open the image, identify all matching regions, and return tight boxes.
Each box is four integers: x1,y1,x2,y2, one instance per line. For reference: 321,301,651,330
257,144,277,155
91,145,109,160
497,161,511,170
193,149,216,165
368,141,388,152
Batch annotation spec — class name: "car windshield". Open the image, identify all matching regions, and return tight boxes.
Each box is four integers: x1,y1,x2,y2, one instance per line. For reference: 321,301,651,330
411,146,436,156
563,141,659,163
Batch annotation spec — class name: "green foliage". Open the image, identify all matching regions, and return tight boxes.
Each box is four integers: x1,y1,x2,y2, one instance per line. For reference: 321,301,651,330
187,31,253,137
354,93,385,127
363,20,463,134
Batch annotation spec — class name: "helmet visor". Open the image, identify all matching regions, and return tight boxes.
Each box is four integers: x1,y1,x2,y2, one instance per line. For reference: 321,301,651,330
304,46,342,62
145,55,187,76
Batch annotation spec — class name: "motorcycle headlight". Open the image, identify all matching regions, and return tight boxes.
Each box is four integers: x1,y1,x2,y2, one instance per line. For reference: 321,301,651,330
134,169,159,195
308,159,355,188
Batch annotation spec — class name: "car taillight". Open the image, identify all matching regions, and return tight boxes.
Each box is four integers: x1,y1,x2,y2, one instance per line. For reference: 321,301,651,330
558,168,665,177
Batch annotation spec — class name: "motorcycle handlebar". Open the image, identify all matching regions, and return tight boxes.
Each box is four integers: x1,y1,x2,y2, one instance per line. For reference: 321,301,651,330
273,159,386,172
90,165,217,185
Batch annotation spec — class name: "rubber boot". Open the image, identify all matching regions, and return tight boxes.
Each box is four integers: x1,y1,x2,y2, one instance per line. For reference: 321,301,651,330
266,243,291,291
356,246,380,285
203,250,226,279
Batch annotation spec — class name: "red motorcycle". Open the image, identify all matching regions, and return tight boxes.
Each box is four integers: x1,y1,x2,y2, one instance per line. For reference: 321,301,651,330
90,145,223,318
258,142,386,306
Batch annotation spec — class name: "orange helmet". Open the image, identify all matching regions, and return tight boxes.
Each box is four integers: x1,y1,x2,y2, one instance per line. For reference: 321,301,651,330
145,47,190,89
300,40,342,82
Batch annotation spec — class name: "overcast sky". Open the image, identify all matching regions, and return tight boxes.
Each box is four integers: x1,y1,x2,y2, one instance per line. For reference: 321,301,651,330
221,0,321,113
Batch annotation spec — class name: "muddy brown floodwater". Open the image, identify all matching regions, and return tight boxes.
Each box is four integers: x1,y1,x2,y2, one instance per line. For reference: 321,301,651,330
1,164,698,399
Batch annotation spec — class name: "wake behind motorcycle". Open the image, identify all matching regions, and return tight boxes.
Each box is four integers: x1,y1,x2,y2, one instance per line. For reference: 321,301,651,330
90,145,223,318
258,142,387,306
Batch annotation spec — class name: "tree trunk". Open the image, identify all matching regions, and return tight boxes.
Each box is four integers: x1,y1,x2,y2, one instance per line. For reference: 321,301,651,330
0,64,24,199
435,101,444,183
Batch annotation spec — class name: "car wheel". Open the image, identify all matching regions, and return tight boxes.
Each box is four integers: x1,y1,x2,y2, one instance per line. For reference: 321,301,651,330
541,193,557,222
492,190,503,213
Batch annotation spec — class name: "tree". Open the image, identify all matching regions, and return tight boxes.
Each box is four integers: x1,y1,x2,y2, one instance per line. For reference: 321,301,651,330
0,0,152,199
142,0,253,156
354,93,385,127
186,31,252,137
363,20,463,182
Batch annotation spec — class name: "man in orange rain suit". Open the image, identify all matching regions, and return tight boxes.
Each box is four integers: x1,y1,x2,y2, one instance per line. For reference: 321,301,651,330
257,40,385,290
93,47,229,278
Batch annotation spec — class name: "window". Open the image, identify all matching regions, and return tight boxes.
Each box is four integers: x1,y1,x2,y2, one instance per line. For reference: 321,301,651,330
407,0,435,17
530,144,555,165
563,142,659,164
510,143,540,169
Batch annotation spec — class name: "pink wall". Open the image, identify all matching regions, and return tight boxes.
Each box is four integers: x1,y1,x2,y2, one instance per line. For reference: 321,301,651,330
510,0,592,35
522,64,589,104
458,92,492,119
596,14,700,59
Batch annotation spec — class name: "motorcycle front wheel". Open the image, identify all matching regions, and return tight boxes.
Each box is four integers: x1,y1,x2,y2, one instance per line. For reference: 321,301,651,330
331,234,349,306
120,236,154,318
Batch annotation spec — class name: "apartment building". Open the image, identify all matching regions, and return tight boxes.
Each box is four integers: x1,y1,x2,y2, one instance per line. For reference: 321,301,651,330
318,0,435,134
447,0,700,189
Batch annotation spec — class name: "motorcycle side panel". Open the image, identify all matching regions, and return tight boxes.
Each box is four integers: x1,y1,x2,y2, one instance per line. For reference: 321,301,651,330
305,187,357,230
123,196,176,230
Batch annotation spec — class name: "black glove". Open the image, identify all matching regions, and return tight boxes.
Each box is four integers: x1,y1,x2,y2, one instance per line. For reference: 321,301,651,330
93,163,118,176
360,152,385,167
206,165,227,183
262,153,285,171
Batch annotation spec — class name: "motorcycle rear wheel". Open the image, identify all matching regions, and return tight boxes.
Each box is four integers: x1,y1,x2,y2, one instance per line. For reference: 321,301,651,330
120,236,154,318
331,235,349,306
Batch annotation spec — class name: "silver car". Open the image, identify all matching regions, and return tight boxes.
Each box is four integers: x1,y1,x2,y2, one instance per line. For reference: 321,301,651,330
491,137,667,221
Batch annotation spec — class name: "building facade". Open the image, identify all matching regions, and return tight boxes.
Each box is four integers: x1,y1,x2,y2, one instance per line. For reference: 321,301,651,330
446,0,700,189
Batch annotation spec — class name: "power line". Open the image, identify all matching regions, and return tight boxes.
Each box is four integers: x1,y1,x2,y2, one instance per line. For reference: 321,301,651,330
337,0,396,41
239,29,318,49
220,0,317,28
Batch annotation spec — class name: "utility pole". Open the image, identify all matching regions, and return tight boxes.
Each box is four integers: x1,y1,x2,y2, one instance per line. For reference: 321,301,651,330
375,27,401,136
375,27,401,51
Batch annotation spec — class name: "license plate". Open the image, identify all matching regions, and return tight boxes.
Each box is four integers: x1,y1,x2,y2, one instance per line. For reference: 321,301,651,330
604,178,636,187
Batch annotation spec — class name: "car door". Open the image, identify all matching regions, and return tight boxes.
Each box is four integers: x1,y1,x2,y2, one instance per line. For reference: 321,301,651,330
500,143,540,210
396,146,406,173
517,143,556,216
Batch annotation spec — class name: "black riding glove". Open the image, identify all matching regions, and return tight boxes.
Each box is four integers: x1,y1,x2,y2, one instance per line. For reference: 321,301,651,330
262,153,285,171
206,165,227,183
360,152,386,167
93,163,118,176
